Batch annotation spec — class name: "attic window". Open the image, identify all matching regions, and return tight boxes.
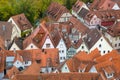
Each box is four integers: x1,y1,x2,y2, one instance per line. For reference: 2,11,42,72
46,43,50,48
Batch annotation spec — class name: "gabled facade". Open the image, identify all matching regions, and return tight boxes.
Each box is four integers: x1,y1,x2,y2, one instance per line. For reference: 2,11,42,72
8,13,33,37
72,0,89,22
83,29,113,55
9,38,23,51
23,22,55,50
42,35,54,49
90,0,120,11
56,39,67,63
105,22,120,50
46,2,72,22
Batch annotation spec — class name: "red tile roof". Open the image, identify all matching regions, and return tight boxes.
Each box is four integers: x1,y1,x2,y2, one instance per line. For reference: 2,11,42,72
11,13,32,31
23,22,55,49
46,2,70,21
12,72,103,80
90,0,115,10
72,0,84,13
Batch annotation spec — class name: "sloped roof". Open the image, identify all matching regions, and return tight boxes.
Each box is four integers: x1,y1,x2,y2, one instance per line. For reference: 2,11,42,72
0,21,13,41
78,8,89,19
72,0,84,13
107,21,120,37
83,29,102,50
90,0,115,10
15,48,59,67
23,22,55,49
12,72,102,80
46,2,70,21
69,17,89,35
11,13,32,31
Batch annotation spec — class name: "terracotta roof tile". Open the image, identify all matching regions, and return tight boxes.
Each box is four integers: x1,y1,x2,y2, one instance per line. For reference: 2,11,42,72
23,22,55,49
72,0,84,13
12,72,103,80
0,21,13,41
83,29,102,50
90,0,115,10
107,21,120,37
46,2,69,21
11,13,32,31
95,50,119,63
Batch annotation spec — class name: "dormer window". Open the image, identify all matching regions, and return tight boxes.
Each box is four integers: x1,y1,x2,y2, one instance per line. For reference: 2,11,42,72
103,67,114,79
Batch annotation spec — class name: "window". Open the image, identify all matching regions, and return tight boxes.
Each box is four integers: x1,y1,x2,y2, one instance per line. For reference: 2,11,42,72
108,50,110,53
46,43,50,48
103,51,105,53
60,57,62,60
101,39,103,41
25,61,28,64
82,46,84,49
62,50,64,53
115,44,117,47
65,67,67,69
119,43,120,46
99,44,101,48
63,57,65,60
31,45,33,48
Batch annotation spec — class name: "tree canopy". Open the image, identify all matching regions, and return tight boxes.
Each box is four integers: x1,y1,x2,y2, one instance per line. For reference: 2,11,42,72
0,0,92,26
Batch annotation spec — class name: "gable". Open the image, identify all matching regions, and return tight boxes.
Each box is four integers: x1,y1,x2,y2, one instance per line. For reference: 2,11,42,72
25,43,38,50
90,36,113,55
89,66,97,73
57,39,66,49
42,36,54,49
9,42,21,51
112,3,120,10
61,63,70,73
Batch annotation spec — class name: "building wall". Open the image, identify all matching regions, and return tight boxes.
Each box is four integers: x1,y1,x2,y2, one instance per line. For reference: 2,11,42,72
105,33,120,50
89,66,97,73
76,42,89,53
13,60,24,68
61,63,70,73
9,42,21,51
8,18,21,37
11,26,18,41
67,46,76,59
90,36,113,55
25,43,39,50
90,15,101,27
42,36,54,49
23,61,32,67
58,13,72,22
56,39,67,63
112,3,120,10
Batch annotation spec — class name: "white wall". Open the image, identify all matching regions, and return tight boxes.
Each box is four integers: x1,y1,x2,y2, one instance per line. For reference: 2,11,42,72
112,3,120,10
76,42,89,53
105,32,120,50
56,39,67,63
25,43,39,50
90,36,113,55
13,60,24,68
23,61,32,67
42,36,54,49
58,13,72,22
89,66,97,73
8,18,21,37
61,63,70,73
9,42,21,51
